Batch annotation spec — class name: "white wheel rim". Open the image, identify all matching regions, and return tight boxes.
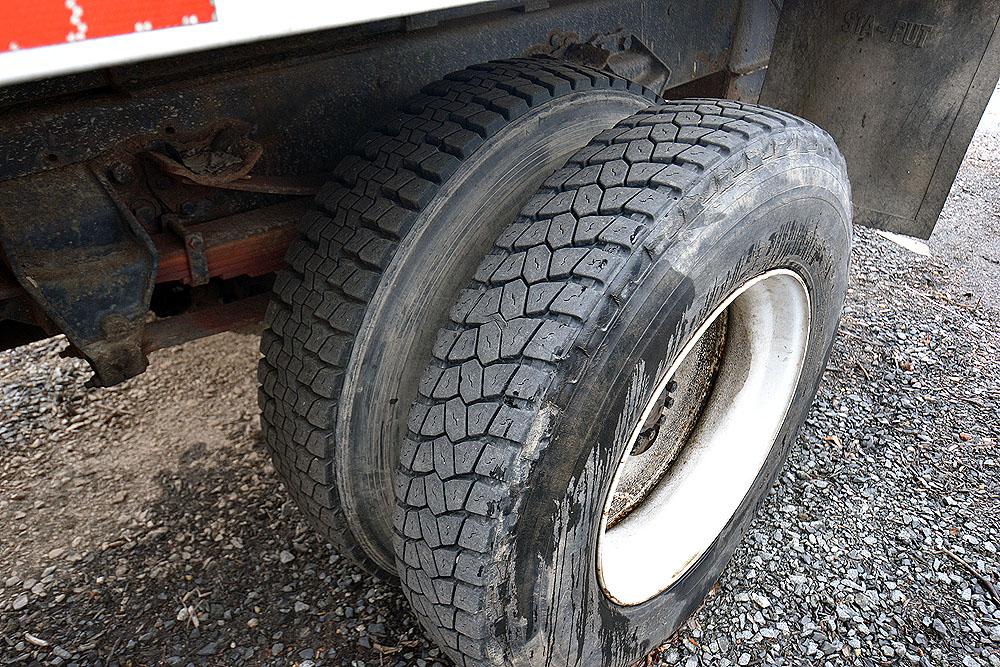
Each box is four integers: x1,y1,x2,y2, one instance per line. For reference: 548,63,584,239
597,269,812,606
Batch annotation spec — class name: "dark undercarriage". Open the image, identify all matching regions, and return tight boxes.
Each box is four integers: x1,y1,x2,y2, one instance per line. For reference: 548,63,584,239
0,0,996,386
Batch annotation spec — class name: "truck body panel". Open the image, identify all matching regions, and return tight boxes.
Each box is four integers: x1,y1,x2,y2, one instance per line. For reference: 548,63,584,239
0,0,489,86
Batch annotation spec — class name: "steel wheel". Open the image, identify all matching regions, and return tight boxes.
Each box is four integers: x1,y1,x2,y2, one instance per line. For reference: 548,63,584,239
598,269,811,606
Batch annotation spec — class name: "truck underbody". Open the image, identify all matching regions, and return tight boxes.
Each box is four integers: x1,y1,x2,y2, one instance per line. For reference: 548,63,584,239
2,0,997,386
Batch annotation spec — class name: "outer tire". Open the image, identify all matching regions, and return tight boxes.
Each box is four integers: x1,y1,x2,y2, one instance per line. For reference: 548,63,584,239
258,58,658,572
394,100,852,665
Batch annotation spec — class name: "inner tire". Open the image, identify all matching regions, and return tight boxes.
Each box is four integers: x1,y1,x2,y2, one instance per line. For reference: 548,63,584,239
393,100,852,665
258,58,657,573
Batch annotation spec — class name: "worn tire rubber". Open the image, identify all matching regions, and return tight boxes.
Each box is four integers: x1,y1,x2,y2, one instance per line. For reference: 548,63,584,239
394,100,852,665
258,57,657,572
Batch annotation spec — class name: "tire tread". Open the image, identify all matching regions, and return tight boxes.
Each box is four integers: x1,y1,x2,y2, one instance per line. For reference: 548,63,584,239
393,100,846,664
258,58,658,571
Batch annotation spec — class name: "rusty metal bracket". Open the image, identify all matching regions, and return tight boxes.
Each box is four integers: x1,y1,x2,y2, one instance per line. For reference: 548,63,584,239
144,121,325,196
89,119,269,237
163,214,209,286
145,121,263,188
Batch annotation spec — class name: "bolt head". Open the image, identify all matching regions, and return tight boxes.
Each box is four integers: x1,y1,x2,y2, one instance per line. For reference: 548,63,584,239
133,204,157,224
110,162,134,185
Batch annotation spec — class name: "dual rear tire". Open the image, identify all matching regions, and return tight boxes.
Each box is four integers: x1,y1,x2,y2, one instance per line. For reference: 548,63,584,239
259,58,657,572
260,58,852,666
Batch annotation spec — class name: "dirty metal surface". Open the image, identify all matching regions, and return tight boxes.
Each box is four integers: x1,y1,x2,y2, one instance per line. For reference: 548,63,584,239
145,121,264,189
762,0,1000,239
90,119,284,238
0,172,304,379
723,0,781,102
163,215,211,287
142,292,269,352
0,117,309,378
0,0,739,185
152,199,306,285
610,313,728,528
0,165,156,386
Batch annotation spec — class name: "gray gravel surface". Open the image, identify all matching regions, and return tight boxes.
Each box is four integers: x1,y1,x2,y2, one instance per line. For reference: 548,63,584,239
651,221,999,667
2,121,1000,666
928,88,1000,317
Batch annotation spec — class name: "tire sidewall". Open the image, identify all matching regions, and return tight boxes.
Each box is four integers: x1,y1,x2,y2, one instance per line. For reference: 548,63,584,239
337,89,654,570
496,132,852,665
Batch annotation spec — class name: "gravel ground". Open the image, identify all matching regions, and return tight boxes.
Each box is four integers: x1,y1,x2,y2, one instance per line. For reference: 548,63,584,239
2,120,999,666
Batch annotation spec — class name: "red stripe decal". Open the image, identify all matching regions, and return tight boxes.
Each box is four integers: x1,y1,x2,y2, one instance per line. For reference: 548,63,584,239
1,0,217,53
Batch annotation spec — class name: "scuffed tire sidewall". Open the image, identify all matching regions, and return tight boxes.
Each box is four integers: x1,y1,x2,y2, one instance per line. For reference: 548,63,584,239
497,137,852,666
339,89,655,571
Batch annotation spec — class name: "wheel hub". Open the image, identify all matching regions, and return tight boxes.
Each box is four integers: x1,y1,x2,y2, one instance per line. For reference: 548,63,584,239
597,269,812,606
608,313,728,528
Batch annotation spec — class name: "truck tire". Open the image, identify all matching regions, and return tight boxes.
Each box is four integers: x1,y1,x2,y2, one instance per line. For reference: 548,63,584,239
258,58,658,572
394,100,852,665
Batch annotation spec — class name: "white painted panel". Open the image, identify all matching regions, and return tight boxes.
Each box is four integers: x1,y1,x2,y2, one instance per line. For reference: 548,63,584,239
0,0,489,87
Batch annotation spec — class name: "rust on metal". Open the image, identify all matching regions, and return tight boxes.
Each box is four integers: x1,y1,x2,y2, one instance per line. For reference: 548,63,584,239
142,292,269,353
163,214,211,286
87,117,319,251
0,200,302,298
191,172,327,196
145,121,264,188
144,121,325,195
152,198,304,285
